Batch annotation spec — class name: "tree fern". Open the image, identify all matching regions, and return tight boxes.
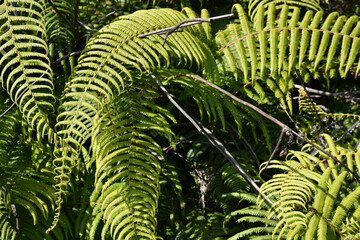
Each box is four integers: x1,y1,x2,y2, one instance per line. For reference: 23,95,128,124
1,0,360,239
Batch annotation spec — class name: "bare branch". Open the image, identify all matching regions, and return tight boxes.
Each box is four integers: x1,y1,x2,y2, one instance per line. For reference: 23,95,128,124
178,74,360,183
0,51,82,120
263,128,286,170
149,71,274,206
138,13,234,46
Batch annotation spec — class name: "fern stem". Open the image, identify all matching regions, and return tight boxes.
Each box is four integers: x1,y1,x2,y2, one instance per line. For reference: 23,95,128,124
180,74,360,183
148,71,274,206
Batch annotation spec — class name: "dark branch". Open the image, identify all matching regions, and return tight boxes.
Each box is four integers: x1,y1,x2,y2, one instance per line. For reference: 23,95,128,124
263,128,286,170
149,71,274,206
0,51,82,120
178,74,360,183
138,14,234,46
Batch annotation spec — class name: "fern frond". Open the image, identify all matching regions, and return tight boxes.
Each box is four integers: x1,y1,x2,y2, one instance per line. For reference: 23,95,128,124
175,209,227,239
0,0,56,143
217,4,360,110
255,134,360,239
248,0,322,22
49,7,219,231
45,0,76,71
88,76,175,239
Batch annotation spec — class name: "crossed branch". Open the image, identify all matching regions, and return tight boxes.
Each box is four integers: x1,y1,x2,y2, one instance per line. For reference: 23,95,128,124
138,14,234,46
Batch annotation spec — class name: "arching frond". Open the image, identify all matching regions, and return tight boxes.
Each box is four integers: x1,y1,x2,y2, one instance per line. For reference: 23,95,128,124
248,0,322,21
45,0,76,71
217,4,360,110
88,75,175,239
256,134,360,239
0,0,56,143
49,7,218,232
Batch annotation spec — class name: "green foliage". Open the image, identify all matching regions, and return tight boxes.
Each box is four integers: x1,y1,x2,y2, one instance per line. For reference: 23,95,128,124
256,135,360,239
0,0,360,239
216,3,360,111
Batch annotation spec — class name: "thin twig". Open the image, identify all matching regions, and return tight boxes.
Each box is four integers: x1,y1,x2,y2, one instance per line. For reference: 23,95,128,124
294,84,360,97
334,119,360,143
95,8,123,24
263,128,286,170
146,0,152,9
138,13,234,46
178,74,360,183
77,20,94,32
148,71,274,206
0,51,82,120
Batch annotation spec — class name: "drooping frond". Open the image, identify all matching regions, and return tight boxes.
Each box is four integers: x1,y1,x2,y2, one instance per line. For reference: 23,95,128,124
256,134,360,239
0,98,69,239
216,4,360,110
175,209,227,239
157,69,277,151
49,7,219,232
0,0,56,143
88,75,175,239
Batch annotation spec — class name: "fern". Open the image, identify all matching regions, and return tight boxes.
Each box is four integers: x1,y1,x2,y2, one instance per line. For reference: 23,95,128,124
1,0,360,239
0,0,56,143
248,0,323,21
256,135,360,239
217,3,360,110
48,7,220,232
45,0,76,72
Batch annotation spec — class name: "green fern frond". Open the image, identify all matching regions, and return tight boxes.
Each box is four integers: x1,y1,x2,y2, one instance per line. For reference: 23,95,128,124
49,7,219,232
175,209,227,239
298,88,327,116
248,0,322,22
45,0,76,71
0,0,56,143
88,76,175,239
255,134,360,239
217,4,360,111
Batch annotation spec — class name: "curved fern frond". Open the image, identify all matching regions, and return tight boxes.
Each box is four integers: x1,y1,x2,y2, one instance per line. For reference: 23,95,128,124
89,76,175,239
49,7,218,232
0,103,66,239
175,209,227,239
248,0,322,21
217,4,360,109
256,134,360,239
0,0,56,143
